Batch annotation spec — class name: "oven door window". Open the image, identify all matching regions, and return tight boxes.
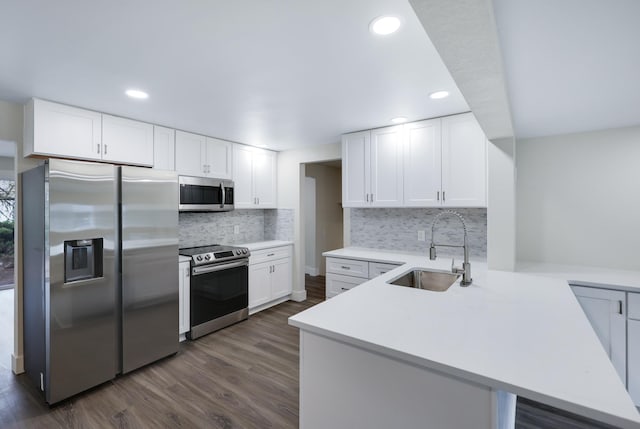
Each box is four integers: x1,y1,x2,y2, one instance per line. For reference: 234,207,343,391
180,184,223,205
190,264,248,326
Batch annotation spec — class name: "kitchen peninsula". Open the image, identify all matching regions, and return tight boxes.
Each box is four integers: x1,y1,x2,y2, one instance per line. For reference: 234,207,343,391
289,248,640,429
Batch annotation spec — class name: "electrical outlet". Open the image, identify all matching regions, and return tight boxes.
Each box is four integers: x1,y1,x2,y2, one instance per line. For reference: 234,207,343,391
234,225,240,234
417,230,426,241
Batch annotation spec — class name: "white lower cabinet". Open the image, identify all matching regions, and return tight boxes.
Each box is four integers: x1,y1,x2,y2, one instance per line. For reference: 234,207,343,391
570,285,626,384
325,257,401,299
178,260,190,338
571,285,640,406
326,273,368,299
248,245,292,313
628,293,640,406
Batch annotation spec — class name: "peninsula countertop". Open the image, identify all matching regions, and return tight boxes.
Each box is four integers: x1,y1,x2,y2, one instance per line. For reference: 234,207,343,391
289,247,640,429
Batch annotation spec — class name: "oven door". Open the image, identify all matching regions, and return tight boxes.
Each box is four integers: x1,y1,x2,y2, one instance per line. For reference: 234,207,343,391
188,259,248,339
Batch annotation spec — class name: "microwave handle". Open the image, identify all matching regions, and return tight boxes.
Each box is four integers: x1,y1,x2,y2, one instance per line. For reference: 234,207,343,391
220,182,225,208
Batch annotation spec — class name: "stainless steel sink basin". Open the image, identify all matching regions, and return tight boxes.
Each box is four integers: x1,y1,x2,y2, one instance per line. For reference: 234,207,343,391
387,269,461,292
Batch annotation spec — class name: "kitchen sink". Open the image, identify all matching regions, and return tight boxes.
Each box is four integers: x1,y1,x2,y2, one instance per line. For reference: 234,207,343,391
387,269,461,292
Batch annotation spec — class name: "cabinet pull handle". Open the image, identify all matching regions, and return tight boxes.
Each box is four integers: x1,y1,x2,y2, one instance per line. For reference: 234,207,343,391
619,300,624,315
366,193,369,202
267,253,275,257
97,144,101,154
437,191,439,201
340,266,350,270
341,287,349,291
443,191,445,202
370,193,373,202
104,144,107,155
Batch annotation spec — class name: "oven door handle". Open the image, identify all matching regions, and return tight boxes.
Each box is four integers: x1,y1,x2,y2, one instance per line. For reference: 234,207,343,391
192,260,248,276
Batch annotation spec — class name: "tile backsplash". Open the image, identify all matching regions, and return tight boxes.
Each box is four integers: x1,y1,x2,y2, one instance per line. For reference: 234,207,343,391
350,208,487,259
179,209,293,248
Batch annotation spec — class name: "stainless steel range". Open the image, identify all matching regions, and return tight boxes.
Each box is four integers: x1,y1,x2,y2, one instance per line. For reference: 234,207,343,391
179,244,250,339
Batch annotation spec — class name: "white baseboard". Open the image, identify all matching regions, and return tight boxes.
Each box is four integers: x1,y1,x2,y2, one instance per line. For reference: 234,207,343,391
305,266,319,276
291,289,307,302
12,353,24,374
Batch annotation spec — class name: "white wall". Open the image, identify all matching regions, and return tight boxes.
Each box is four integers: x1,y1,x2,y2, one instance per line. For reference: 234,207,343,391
517,125,640,270
0,99,39,374
487,137,516,270
277,143,341,301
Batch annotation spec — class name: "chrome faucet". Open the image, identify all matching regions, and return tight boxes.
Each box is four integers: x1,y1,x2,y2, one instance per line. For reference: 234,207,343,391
429,210,472,286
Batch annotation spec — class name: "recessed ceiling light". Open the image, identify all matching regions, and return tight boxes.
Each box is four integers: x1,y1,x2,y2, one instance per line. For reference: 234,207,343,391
391,117,407,124
125,89,149,99
370,16,401,35
429,90,449,100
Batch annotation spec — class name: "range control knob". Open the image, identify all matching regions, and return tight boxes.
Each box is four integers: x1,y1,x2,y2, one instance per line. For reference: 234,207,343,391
196,255,203,262
235,249,241,255
242,249,248,254
204,254,211,261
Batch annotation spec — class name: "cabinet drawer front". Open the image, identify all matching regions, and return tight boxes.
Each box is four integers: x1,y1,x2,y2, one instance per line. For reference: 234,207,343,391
326,273,368,298
369,262,401,279
629,293,640,320
326,257,369,278
250,246,292,265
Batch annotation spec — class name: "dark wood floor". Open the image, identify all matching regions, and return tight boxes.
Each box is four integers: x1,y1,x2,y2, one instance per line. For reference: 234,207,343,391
0,276,626,428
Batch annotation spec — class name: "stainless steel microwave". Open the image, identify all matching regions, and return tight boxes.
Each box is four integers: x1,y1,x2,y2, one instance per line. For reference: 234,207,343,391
178,176,234,212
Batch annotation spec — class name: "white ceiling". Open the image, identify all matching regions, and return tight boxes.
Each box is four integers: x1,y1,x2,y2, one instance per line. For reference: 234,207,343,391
492,0,640,139
0,0,469,151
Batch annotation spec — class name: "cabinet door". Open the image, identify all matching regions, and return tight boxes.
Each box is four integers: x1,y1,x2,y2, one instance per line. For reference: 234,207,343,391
205,137,232,179
175,131,206,177
153,126,175,170
441,113,487,207
326,273,368,299
102,114,154,166
628,319,640,406
178,261,190,335
253,149,277,208
403,119,442,206
249,262,272,308
571,286,626,384
369,262,401,279
29,98,102,160
342,131,370,207
370,125,404,207
271,257,292,299
233,144,255,208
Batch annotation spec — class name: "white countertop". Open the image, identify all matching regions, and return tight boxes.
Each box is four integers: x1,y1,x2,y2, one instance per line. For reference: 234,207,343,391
289,247,640,428
240,240,293,251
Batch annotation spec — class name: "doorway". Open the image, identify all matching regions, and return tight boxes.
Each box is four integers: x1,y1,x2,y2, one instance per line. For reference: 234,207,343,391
303,160,343,277
0,140,15,372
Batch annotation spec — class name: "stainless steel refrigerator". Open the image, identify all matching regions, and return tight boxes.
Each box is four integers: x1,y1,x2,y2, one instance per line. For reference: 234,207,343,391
22,159,178,404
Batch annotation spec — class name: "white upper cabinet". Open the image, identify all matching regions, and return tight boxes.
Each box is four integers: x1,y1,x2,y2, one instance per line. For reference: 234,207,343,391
341,131,369,207
252,148,277,207
25,98,154,166
153,126,175,170
342,126,403,207
233,144,276,208
441,113,487,207
175,131,233,178
204,137,232,179
101,114,153,166
370,126,404,207
25,98,102,161
175,131,207,177
342,112,487,208
403,119,442,206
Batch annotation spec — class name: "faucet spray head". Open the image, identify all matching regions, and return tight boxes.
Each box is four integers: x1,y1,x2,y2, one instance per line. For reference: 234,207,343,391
429,244,436,260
